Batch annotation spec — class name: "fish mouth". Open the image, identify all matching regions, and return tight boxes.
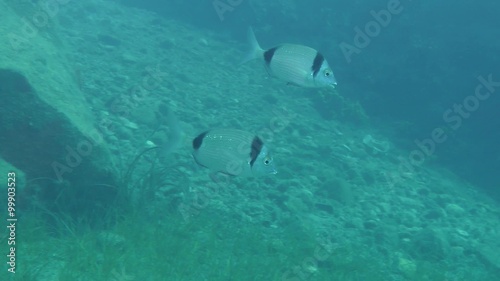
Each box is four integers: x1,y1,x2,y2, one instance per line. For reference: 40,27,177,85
329,83,337,89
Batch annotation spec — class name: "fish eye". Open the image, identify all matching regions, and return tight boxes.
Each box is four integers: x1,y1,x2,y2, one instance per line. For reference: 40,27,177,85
324,69,332,77
264,157,272,166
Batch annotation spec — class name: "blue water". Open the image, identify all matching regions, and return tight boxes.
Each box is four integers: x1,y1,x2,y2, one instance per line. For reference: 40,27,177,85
1,0,499,280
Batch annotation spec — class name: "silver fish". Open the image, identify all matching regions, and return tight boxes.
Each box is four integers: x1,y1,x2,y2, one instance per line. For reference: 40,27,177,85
242,27,337,88
192,129,277,177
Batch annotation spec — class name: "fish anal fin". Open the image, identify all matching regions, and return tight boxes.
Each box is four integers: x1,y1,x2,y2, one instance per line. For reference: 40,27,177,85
209,171,234,184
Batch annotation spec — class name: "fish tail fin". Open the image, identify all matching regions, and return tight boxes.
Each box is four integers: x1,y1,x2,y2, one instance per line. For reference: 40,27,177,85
156,104,184,162
240,27,264,65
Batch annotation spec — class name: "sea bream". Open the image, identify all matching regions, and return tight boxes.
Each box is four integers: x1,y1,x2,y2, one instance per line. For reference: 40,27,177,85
242,27,338,88
192,129,277,177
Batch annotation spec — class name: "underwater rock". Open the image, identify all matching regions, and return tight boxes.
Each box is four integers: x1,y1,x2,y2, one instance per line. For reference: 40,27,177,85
423,208,444,220
315,202,334,214
0,158,26,191
362,134,390,155
363,220,378,230
0,3,121,221
0,69,118,216
445,203,466,216
477,244,500,270
449,246,464,258
411,228,448,261
97,34,122,47
398,257,417,278
318,178,353,204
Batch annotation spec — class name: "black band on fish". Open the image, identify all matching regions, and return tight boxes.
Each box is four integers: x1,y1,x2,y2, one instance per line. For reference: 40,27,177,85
264,47,278,66
249,136,264,167
311,52,324,77
192,131,208,150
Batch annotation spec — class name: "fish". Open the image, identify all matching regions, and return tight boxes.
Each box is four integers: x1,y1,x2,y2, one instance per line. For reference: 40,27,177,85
242,27,337,88
192,129,277,177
